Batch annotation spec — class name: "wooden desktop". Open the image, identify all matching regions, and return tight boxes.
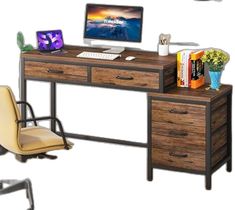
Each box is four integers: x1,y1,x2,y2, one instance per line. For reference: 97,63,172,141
20,45,232,190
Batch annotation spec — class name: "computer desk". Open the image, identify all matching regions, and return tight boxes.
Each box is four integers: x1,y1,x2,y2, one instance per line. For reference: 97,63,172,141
20,45,232,190
20,45,177,146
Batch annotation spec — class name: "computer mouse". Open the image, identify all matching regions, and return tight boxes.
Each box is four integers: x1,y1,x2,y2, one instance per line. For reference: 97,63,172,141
125,56,136,61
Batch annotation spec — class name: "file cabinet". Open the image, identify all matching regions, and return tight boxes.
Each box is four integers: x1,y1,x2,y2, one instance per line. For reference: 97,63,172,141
148,85,232,190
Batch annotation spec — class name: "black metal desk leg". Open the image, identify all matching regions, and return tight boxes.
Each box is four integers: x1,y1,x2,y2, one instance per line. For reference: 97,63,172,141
50,82,56,132
206,175,211,190
227,161,232,172
20,58,27,127
227,92,232,172
147,143,153,181
147,159,153,181
205,103,212,190
147,96,153,181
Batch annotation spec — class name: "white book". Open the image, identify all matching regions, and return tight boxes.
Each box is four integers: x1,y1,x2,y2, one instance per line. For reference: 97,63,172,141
182,51,187,87
181,51,185,87
183,50,193,87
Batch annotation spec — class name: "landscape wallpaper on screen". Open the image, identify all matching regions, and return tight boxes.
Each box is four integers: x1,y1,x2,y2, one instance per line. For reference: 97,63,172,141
85,5,142,42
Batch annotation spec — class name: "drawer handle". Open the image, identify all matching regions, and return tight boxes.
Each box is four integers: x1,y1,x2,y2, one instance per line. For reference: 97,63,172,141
169,109,188,115
116,75,134,80
47,69,64,74
169,151,188,158
169,130,188,137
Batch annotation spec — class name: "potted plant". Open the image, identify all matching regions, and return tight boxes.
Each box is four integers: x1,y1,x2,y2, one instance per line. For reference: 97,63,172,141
17,32,34,52
201,48,229,90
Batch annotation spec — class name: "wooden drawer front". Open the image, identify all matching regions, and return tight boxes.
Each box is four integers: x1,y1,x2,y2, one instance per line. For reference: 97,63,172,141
25,61,88,82
152,100,206,128
152,122,205,150
92,67,159,89
151,99,206,171
152,147,205,171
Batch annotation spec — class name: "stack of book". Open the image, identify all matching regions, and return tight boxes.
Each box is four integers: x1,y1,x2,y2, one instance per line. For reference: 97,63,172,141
177,50,205,89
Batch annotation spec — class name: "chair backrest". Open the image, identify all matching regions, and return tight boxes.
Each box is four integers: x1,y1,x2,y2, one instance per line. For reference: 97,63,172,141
0,86,22,153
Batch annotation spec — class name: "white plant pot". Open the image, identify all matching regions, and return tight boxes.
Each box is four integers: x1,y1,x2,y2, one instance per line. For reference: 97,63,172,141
158,44,169,56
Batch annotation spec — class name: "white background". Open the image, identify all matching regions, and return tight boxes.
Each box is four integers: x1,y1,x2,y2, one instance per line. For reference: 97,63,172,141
0,0,234,209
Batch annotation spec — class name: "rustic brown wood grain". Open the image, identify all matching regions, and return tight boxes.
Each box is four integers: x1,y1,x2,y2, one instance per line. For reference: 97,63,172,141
164,74,176,87
211,96,228,168
164,68,176,87
21,45,177,70
151,88,231,174
212,125,227,154
152,100,206,127
21,45,232,177
92,67,159,89
212,96,227,112
148,85,232,102
152,124,205,150
25,61,88,82
151,99,206,171
212,145,227,167
211,104,227,133
152,147,205,171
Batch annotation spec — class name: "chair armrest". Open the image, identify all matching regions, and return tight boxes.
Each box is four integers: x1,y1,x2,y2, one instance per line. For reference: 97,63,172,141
0,179,34,210
17,116,69,150
16,101,37,126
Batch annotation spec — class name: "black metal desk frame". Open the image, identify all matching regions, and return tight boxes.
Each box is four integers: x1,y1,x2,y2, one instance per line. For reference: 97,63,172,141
20,58,149,148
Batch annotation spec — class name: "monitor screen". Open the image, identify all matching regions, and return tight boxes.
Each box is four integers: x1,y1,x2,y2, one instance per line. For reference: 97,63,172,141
36,30,64,51
84,4,143,42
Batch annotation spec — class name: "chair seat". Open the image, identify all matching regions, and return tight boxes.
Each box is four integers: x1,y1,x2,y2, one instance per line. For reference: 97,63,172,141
20,126,73,154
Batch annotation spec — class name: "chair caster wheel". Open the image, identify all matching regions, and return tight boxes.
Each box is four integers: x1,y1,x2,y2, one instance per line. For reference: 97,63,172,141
0,145,8,155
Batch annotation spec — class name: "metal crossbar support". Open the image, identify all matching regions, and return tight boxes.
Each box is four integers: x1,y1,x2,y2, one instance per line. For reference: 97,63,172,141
0,179,34,210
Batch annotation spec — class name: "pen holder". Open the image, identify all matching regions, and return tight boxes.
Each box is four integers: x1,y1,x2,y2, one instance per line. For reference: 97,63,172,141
158,44,169,56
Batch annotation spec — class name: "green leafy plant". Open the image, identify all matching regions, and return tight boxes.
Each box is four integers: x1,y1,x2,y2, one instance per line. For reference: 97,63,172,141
17,32,34,52
201,49,230,72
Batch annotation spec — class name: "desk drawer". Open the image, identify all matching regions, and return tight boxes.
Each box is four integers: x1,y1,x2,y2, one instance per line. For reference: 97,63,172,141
92,67,159,90
152,123,205,171
152,122,206,150
151,99,206,172
152,100,206,127
25,61,88,82
152,146,205,171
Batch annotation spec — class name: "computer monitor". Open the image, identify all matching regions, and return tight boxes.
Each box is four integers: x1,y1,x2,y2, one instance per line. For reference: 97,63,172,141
83,4,143,53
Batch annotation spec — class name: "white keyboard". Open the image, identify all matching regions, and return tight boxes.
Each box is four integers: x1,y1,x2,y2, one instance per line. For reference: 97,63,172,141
76,51,121,60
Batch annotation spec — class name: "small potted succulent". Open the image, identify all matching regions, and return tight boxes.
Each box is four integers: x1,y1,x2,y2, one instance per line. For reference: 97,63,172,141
201,48,229,90
17,32,34,52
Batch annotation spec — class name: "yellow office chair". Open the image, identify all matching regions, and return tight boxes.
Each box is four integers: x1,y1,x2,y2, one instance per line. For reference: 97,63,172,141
0,86,73,162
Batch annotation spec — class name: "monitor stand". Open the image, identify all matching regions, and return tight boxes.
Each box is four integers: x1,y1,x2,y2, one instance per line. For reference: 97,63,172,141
84,39,126,54
102,47,125,54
